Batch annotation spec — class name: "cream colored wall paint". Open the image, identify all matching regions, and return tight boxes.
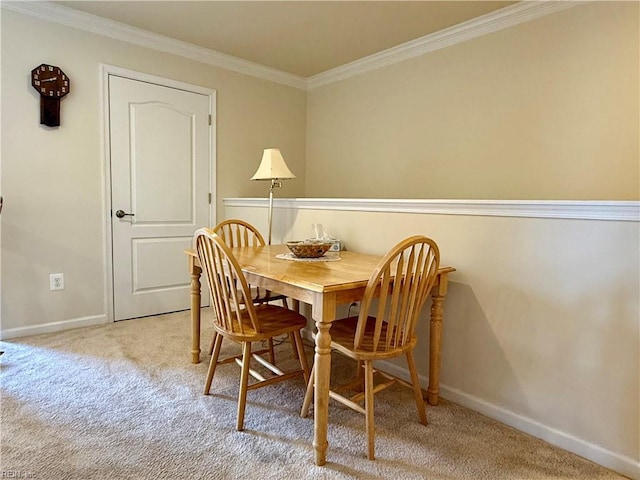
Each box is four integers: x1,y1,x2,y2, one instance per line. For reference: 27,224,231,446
226,202,640,473
0,11,306,331
306,2,639,200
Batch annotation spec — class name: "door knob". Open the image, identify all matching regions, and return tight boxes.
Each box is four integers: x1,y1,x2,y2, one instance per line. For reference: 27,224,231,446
115,209,135,218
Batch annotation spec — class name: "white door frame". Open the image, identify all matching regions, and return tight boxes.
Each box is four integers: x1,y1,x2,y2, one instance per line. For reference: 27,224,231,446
100,64,216,323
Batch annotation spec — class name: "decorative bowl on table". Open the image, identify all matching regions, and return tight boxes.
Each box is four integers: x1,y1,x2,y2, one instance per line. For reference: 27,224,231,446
286,240,333,258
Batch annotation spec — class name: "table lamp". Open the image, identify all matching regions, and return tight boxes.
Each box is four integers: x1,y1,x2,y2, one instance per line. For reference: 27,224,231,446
250,148,296,244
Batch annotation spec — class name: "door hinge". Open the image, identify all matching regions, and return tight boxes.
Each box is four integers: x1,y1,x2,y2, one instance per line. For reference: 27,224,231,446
208,115,212,126
208,193,212,204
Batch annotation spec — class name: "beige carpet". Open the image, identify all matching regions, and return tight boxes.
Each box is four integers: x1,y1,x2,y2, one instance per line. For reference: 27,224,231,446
0,310,627,480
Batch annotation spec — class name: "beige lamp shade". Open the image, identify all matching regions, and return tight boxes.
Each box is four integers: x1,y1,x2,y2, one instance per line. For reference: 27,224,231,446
251,149,296,181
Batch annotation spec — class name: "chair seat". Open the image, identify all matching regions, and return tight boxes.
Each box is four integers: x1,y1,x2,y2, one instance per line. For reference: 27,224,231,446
329,316,417,361
217,304,307,343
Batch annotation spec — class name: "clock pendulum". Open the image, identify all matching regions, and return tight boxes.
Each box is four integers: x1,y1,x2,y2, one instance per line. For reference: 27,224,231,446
31,64,70,127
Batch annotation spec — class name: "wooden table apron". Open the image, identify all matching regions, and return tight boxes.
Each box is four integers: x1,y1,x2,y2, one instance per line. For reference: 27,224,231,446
185,244,455,466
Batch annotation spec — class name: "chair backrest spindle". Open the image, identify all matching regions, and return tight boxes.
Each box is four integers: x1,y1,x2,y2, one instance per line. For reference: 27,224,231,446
213,219,266,248
354,236,440,353
195,228,263,337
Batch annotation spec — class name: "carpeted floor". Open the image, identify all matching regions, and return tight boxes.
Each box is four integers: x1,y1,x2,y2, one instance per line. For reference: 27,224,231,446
0,310,627,479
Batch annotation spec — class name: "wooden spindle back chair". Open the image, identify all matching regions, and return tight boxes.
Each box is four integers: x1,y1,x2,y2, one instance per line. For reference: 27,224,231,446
301,235,440,459
195,228,310,431
209,219,297,362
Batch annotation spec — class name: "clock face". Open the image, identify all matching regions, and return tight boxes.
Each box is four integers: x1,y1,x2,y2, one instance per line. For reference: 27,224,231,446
31,64,70,99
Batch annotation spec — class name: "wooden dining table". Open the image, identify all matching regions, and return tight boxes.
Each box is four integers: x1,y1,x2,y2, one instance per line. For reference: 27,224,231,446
185,244,455,466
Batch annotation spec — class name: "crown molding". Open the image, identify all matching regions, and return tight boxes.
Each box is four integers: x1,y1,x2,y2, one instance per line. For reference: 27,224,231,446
4,1,581,92
1,1,307,90
307,1,578,89
224,198,640,222
3,1,580,91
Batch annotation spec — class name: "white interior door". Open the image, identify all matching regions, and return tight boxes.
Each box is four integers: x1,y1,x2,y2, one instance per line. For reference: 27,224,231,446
109,74,212,321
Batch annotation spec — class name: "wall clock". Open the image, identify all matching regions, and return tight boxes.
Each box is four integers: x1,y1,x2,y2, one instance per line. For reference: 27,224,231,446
31,64,70,127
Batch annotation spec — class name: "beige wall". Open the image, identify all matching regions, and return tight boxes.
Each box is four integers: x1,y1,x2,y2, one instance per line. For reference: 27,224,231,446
0,10,306,331
227,200,640,478
306,2,639,200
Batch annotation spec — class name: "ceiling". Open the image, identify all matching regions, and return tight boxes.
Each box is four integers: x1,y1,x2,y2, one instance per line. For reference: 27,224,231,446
56,1,516,78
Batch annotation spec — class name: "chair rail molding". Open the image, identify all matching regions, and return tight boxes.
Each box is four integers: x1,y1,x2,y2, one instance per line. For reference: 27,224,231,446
223,198,640,222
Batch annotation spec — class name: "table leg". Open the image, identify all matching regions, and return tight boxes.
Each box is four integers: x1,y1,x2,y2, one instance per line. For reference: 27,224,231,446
189,256,202,364
313,320,332,466
427,272,449,406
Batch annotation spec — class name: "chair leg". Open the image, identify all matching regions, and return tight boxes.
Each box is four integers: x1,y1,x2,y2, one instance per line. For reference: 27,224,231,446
267,339,276,364
300,362,315,418
204,332,223,394
289,332,299,359
353,360,365,392
364,360,376,460
293,330,310,384
207,332,216,355
406,349,427,425
281,297,300,360
237,341,252,431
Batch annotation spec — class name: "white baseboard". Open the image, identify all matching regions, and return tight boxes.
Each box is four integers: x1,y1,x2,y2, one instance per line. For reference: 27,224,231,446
377,360,639,480
301,336,639,478
0,314,109,340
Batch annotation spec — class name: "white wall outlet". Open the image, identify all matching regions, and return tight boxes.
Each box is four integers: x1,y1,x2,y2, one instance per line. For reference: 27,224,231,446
50,273,64,291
